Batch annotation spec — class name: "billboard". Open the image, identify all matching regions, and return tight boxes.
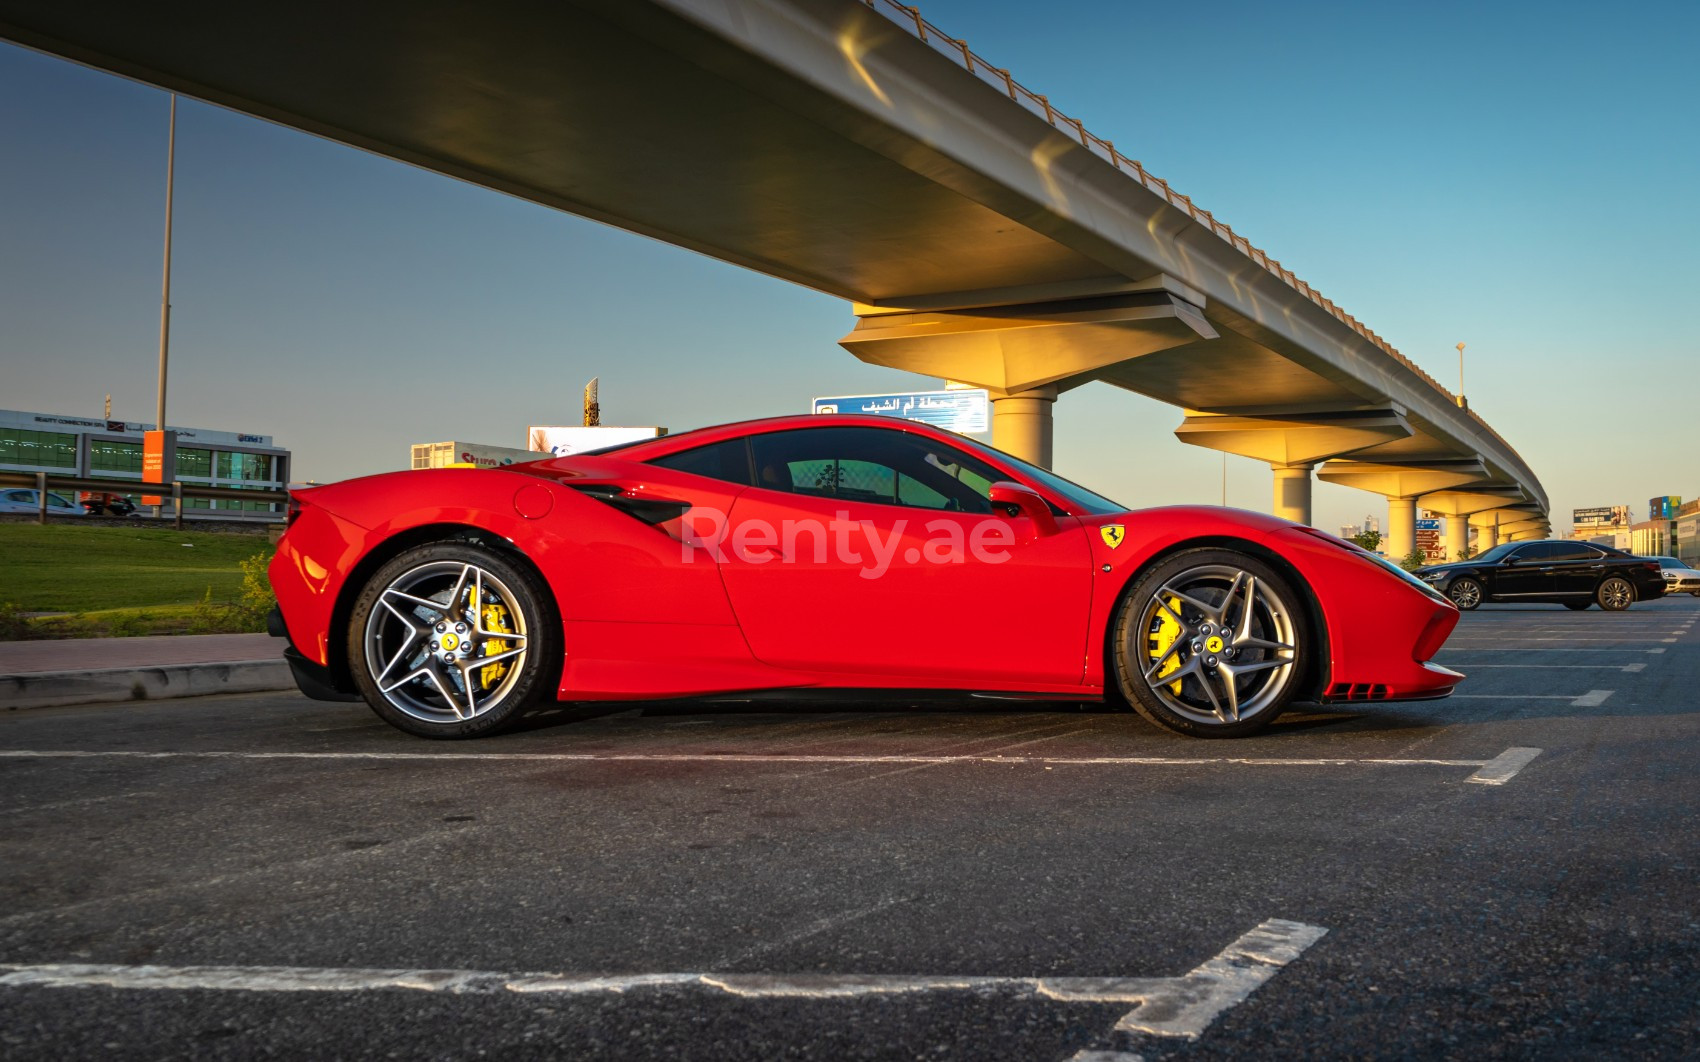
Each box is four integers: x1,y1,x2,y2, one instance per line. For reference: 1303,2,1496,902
812,389,990,434
410,441,543,470
526,425,665,458
141,430,174,506
1649,496,1682,521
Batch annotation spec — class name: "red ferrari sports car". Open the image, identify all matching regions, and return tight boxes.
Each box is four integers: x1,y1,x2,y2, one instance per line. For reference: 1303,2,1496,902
269,415,1461,739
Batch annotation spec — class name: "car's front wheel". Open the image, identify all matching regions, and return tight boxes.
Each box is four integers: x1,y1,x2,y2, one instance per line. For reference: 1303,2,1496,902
1597,576,1635,612
346,541,559,738
1111,548,1307,738
1448,578,1484,611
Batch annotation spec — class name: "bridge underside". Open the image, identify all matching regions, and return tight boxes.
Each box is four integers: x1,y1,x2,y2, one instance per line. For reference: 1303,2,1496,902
0,0,1545,552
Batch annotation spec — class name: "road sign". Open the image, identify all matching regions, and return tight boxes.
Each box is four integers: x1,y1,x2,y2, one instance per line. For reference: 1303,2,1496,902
813,389,989,434
1415,517,1443,561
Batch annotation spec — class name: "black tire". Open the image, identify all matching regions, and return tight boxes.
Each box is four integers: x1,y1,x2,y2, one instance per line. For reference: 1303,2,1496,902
1597,576,1635,612
1448,578,1484,611
1563,601,1591,611
346,541,559,738
1111,548,1309,738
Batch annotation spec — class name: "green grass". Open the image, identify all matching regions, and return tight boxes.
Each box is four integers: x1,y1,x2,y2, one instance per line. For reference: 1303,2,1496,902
0,523,273,613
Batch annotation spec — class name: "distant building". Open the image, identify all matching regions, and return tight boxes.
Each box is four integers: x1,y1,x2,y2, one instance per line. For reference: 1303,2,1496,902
0,408,289,517
1677,499,1700,566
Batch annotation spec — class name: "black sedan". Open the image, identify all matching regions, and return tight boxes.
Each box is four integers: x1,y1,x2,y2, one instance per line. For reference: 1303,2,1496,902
1416,540,1666,611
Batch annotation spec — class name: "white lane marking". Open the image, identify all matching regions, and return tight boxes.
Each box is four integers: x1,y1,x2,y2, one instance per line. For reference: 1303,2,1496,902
1663,639,1678,643
0,919,1326,1042
1454,664,1642,671
1572,690,1614,707
0,750,1513,770
1445,638,1672,644
1451,695,1584,700
1465,747,1543,786
824,726,1096,789
1067,1052,1145,1062
1112,919,1328,1039
1439,647,1664,654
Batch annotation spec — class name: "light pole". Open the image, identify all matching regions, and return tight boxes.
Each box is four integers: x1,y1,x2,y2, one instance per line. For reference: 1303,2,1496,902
156,93,176,434
1455,342,1465,407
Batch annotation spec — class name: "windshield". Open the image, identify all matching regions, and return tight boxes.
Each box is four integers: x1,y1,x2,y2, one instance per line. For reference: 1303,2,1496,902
953,437,1126,515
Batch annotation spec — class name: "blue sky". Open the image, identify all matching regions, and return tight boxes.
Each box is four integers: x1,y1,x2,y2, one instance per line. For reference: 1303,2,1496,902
2,0,1695,532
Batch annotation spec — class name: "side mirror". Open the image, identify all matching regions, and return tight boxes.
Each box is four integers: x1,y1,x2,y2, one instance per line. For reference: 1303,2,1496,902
988,481,1059,537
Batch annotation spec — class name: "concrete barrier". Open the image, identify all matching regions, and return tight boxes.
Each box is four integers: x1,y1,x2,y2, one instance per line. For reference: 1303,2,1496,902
1,660,294,711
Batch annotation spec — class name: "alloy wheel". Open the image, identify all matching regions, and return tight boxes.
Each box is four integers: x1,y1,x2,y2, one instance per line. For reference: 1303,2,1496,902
362,560,530,724
1134,564,1298,727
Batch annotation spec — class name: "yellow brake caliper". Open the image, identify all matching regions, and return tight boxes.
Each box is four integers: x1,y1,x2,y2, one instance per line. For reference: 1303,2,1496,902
1147,596,1184,695
479,596,515,690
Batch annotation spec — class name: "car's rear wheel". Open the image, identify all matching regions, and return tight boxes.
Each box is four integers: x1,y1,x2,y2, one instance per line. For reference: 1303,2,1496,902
1111,548,1306,738
1597,576,1635,612
1563,601,1591,611
347,542,558,738
1448,578,1484,611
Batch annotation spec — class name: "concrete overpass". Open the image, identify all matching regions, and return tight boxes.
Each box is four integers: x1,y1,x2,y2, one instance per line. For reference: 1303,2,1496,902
0,0,1548,556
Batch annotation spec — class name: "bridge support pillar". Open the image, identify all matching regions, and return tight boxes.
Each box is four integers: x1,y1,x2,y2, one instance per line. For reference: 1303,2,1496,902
1421,490,1526,562
1444,517,1469,563
1471,511,1502,550
1271,464,1315,525
1317,458,1492,558
1386,496,1419,560
840,290,1217,468
990,387,1057,469
1171,408,1411,525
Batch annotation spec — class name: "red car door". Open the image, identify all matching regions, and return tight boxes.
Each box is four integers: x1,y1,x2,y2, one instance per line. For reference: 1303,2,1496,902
713,427,1094,687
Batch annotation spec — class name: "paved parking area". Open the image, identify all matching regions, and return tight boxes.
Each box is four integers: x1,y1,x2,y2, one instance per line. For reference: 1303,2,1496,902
2,597,1697,1059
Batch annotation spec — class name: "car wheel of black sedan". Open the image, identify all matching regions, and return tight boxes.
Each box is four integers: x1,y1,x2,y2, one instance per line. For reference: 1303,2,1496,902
1112,548,1306,738
1564,601,1591,611
1596,576,1635,612
347,542,558,738
1448,578,1484,611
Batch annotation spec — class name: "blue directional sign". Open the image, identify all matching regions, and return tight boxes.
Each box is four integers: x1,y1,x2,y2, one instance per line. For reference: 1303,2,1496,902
812,389,990,434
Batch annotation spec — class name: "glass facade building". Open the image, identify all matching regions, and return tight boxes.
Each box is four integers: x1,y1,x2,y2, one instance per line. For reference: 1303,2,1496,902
0,409,290,518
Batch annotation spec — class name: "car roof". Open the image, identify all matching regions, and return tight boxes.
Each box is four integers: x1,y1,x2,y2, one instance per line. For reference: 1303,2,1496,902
576,414,995,465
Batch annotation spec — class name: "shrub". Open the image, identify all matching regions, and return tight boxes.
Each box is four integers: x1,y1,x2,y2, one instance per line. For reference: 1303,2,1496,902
0,601,30,641
1398,547,1428,572
235,551,276,629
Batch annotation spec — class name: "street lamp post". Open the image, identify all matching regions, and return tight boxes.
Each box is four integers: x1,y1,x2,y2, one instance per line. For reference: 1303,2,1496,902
156,93,176,434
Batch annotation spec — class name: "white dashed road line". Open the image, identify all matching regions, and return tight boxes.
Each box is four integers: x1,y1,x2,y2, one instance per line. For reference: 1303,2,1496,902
0,918,1327,1043
1434,642,1659,649
1451,691,1612,707
1465,747,1544,786
1457,664,1645,672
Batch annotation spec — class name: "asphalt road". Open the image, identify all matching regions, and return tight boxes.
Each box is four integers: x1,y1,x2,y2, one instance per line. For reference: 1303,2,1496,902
2,597,1697,1060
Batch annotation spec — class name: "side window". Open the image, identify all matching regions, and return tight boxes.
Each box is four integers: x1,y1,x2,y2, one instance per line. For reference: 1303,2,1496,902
748,427,1002,513
648,439,752,485
1516,543,1562,562
1549,543,1600,562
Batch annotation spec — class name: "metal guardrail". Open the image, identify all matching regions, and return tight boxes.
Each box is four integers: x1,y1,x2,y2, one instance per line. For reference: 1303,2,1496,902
0,471,288,529
865,1,1521,461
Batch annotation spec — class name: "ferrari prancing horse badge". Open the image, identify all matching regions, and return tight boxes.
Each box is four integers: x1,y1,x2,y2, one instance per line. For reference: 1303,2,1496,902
1100,524,1125,549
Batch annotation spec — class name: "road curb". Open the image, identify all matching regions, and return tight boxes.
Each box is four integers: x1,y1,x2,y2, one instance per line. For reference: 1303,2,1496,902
1,660,293,711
